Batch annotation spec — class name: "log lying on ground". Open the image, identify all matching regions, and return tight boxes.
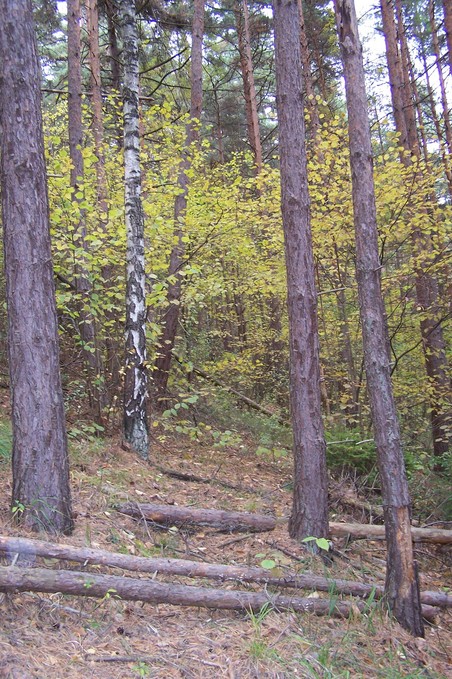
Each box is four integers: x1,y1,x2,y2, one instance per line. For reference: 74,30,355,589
118,502,452,544
0,565,370,618
329,522,452,545
117,502,277,532
1,536,450,609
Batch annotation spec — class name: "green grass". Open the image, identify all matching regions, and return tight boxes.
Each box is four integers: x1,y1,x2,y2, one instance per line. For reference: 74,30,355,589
0,420,12,464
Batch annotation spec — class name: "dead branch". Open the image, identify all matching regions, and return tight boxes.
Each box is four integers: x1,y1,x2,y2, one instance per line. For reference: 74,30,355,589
117,503,452,544
329,522,452,545
116,502,277,532
192,365,290,426
0,565,379,618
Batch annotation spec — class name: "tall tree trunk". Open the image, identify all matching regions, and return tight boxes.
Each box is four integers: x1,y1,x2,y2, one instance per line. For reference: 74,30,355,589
0,0,73,534
153,0,205,403
382,0,450,459
67,0,105,421
272,0,329,540
105,0,121,91
334,245,359,426
120,0,149,458
334,0,424,637
297,0,320,136
428,0,452,158
234,0,263,170
442,0,452,75
420,45,452,194
380,0,408,149
86,0,120,405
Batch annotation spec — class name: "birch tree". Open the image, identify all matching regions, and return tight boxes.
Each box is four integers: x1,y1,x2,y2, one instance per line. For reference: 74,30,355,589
120,0,149,458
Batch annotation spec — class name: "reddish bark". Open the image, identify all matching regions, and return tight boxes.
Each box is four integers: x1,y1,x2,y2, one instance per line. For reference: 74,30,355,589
0,0,73,534
235,0,263,170
334,0,424,637
1,535,449,609
117,502,277,532
0,565,379,618
273,0,329,539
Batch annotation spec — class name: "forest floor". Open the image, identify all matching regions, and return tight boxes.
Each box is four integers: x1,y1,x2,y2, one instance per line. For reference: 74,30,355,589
0,410,451,677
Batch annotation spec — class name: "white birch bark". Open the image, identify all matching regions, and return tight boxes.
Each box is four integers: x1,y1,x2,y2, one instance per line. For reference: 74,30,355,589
120,0,149,458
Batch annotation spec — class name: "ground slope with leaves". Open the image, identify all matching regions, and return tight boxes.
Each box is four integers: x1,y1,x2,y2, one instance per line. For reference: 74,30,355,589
0,425,450,678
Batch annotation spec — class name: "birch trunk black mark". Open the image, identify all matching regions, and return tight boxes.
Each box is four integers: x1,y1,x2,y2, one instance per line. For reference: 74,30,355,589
120,0,149,458
334,0,424,637
272,0,329,540
0,0,73,534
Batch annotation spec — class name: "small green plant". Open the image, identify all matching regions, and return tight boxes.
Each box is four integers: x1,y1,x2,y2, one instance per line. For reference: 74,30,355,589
132,661,150,678
68,421,105,442
11,500,25,517
302,536,331,552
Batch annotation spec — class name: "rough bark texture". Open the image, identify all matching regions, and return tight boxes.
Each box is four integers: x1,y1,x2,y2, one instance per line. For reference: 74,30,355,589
272,0,329,540
117,502,277,532
68,0,104,419
0,0,73,534
235,0,263,170
1,535,449,610
334,0,424,637
153,0,205,402
0,565,375,618
120,0,149,458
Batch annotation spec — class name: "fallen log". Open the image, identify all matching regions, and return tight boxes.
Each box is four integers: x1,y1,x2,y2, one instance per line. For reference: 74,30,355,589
0,565,438,621
118,503,452,544
116,502,277,532
0,565,362,618
329,522,452,545
1,536,450,609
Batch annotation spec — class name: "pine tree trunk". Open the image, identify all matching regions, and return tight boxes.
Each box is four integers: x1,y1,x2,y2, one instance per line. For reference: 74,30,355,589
420,46,452,194
86,0,120,406
120,0,149,458
68,0,105,421
153,0,205,402
234,0,263,170
442,0,452,75
382,0,450,459
0,0,73,534
334,0,424,637
428,1,452,158
105,0,121,92
272,0,329,540
297,0,320,137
